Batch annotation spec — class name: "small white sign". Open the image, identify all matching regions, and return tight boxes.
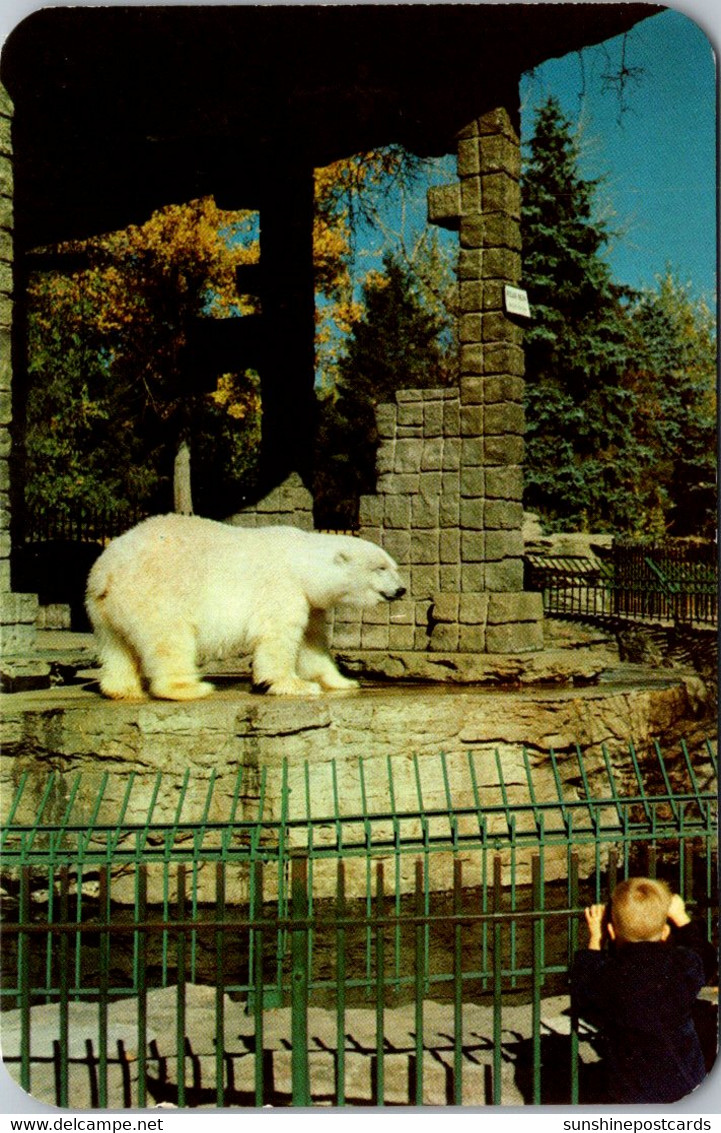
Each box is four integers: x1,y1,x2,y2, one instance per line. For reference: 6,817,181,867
504,285,531,319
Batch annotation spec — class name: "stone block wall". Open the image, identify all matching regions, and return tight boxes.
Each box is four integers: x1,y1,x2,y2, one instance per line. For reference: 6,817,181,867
422,103,543,654
0,82,37,655
325,384,543,656
227,471,314,531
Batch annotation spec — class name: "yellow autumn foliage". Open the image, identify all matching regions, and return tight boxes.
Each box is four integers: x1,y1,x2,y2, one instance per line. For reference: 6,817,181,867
209,372,262,421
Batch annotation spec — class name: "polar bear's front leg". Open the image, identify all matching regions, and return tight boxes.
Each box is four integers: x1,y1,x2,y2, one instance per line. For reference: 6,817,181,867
252,613,322,696
297,609,360,692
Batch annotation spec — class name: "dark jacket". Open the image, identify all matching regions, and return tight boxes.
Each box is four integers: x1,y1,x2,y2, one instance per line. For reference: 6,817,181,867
571,921,716,1104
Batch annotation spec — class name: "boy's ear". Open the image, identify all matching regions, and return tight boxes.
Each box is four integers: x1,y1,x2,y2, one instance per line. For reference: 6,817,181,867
607,922,616,941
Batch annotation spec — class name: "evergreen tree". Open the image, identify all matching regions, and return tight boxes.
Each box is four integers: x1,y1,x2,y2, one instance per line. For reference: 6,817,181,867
521,97,645,532
314,251,454,527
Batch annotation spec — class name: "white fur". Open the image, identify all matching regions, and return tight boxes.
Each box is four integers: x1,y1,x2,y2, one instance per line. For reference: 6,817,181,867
85,514,405,700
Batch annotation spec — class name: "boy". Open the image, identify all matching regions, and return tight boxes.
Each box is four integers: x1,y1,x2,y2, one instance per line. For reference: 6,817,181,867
571,877,716,1104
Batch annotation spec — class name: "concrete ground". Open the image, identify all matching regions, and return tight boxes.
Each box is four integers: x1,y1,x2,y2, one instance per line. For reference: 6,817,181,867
1,984,602,1109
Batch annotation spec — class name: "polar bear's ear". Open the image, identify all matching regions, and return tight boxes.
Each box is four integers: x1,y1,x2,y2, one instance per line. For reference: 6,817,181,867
334,549,351,566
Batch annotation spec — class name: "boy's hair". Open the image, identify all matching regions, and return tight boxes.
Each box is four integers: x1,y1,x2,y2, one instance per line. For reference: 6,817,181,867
611,877,672,943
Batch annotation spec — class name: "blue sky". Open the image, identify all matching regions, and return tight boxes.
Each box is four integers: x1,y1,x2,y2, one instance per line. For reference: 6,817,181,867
520,7,717,302
347,6,717,320
0,1,716,307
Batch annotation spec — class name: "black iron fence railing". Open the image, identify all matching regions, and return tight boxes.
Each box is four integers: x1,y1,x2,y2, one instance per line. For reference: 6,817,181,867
526,540,718,627
23,504,149,547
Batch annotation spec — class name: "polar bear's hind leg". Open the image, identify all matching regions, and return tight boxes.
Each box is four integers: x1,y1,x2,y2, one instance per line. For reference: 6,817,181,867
151,675,215,701
256,674,323,696
141,627,214,701
94,624,146,700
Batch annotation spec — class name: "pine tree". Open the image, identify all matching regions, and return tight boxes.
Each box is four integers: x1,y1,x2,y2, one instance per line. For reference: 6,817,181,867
339,254,451,399
521,97,643,531
314,251,454,527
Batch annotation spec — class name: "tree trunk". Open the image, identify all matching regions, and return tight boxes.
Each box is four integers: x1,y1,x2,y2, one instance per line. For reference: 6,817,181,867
173,438,193,514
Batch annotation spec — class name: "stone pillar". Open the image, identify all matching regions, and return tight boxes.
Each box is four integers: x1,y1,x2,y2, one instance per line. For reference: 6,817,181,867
0,81,38,662
427,101,543,653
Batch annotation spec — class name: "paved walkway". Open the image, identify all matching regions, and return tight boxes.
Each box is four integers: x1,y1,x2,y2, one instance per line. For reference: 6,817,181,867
1,984,598,1109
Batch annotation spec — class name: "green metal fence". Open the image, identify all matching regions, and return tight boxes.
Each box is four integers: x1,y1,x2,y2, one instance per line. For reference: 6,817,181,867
1,739,717,1108
525,539,718,626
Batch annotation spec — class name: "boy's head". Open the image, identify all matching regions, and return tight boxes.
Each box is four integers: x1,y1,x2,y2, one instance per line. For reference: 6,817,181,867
610,877,672,943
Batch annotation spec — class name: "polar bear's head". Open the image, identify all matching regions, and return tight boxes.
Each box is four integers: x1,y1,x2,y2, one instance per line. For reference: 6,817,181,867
308,533,406,609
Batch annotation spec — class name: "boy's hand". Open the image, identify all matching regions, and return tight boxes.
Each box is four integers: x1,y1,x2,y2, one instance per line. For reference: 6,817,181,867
584,904,606,950
667,893,691,927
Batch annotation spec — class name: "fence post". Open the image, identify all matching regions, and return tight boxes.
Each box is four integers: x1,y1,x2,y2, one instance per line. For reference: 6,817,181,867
414,858,424,1106
252,860,265,1106
375,861,385,1106
215,861,226,1107
98,865,110,1109
136,865,148,1109
492,854,503,1105
19,866,31,1095
290,857,310,1106
176,863,187,1109
453,857,464,1106
57,867,70,1108
531,854,543,1105
569,852,580,1106
335,860,347,1106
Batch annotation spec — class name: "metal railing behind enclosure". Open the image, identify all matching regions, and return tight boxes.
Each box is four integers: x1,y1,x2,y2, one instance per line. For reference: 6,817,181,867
525,539,718,626
613,540,718,625
1,740,717,1108
22,505,148,547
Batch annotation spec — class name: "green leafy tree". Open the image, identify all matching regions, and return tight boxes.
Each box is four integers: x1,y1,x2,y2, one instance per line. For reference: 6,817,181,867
521,96,647,532
25,198,261,520
314,251,455,527
25,268,162,519
625,272,716,537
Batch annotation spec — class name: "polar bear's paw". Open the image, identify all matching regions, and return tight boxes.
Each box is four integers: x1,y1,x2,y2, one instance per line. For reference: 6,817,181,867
97,654,146,700
318,673,360,692
100,680,147,702
255,676,323,696
150,679,215,701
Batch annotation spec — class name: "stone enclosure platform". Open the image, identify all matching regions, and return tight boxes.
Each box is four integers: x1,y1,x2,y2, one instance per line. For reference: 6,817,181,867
1,620,712,898
2,661,703,784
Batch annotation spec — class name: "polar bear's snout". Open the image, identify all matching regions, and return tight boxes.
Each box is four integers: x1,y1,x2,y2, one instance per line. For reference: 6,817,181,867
382,582,406,601
367,557,405,602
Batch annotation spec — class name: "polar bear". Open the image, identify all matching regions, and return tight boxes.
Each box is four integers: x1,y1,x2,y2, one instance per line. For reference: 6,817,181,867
85,514,405,700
